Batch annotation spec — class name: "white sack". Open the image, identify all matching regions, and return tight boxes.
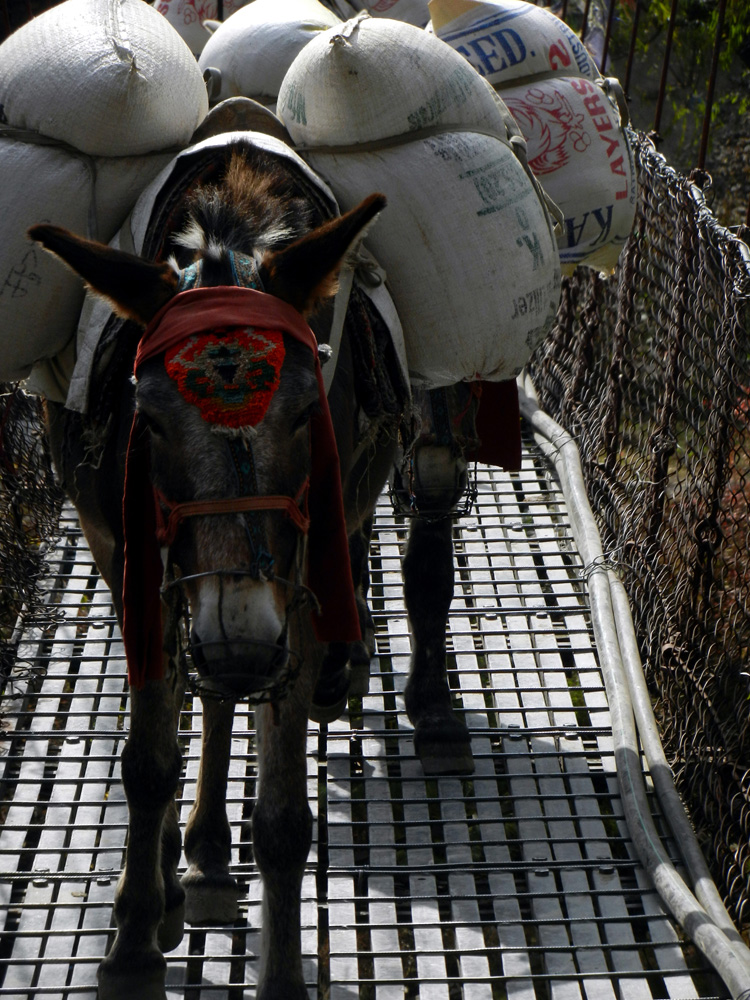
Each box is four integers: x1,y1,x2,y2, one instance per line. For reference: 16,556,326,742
94,153,177,238
431,0,637,274
502,76,637,274
0,141,174,384
0,0,209,156
0,144,91,382
153,0,250,56
324,0,430,26
304,132,561,388
429,0,599,85
198,0,341,105
277,14,516,146
279,14,560,388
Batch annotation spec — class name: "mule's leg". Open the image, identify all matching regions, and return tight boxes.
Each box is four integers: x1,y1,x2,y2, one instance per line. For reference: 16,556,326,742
98,678,183,1000
159,798,187,952
397,444,475,775
253,657,315,1000
402,514,474,775
182,698,240,924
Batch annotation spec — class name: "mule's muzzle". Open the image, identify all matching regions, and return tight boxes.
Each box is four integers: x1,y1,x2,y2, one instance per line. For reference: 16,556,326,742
189,627,290,701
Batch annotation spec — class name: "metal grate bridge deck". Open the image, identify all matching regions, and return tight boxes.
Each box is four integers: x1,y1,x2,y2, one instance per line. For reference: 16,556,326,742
0,432,732,999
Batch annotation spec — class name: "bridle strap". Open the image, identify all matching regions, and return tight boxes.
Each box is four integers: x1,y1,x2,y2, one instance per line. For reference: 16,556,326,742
156,485,311,548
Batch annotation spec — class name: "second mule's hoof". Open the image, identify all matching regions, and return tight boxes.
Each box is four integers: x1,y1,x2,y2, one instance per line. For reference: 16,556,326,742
413,720,475,776
182,869,239,925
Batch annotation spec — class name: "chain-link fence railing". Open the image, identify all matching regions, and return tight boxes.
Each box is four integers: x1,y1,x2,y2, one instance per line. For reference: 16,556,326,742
0,389,63,682
528,127,750,931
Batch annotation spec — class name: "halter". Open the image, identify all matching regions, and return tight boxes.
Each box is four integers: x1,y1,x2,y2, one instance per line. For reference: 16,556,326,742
121,262,361,694
154,485,311,549
156,251,312,584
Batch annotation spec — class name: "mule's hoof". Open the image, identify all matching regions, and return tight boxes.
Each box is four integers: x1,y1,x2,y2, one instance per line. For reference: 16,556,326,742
158,896,185,953
310,664,350,724
182,869,239,925
414,723,475,776
348,641,372,698
98,949,166,1000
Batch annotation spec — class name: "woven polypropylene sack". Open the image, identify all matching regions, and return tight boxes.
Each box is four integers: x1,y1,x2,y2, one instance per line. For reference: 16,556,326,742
152,0,253,58
277,14,514,146
0,143,92,381
324,0,429,26
431,0,637,273
198,0,341,105
153,0,250,56
305,132,561,388
502,76,637,273
0,142,174,383
0,0,209,156
429,0,599,85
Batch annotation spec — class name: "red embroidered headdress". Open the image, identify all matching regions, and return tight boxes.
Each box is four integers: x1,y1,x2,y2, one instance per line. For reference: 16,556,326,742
122,285,361,689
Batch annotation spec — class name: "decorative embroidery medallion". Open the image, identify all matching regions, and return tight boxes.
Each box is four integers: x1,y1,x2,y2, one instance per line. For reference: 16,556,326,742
165,327,286,427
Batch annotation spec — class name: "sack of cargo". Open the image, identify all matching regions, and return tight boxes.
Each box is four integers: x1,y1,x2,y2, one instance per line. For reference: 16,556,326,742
502,76,636,273
198,0,341,106
278,12,520,146
0,0,209,386
430,0,637,274
0,144,92,383
153,0,250,56
301,133,561,387
0,0,209,156
429,0,599,86
325,0,430,26
0,140,175,385
279,15,560,389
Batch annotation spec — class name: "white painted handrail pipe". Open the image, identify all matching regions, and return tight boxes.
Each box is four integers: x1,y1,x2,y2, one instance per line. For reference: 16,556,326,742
518,374,750,999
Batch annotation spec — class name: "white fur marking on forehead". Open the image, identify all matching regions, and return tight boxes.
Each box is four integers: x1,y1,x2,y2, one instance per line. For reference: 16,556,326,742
174,219,207,252
205,238,225,260
259,223,296,248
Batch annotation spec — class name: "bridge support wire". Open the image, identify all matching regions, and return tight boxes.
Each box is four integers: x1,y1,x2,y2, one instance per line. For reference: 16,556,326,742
519,372,750,1000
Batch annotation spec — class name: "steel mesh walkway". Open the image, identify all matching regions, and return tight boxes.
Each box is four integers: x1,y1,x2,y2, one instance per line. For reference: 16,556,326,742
0,432,732,999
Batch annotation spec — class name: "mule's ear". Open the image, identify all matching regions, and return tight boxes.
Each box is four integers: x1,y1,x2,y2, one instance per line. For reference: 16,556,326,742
28,224,179,327
260,193,386,317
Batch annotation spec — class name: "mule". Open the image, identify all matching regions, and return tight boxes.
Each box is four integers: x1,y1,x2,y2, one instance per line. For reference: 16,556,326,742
30,131,489,998
31,138,407,1000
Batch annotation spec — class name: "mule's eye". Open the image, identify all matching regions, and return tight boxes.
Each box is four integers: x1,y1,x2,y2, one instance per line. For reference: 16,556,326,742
139,412,166,439
292,402,320,433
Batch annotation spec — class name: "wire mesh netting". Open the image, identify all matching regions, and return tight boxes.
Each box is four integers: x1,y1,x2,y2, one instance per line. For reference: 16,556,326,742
527,128,750,931
0,389,63,680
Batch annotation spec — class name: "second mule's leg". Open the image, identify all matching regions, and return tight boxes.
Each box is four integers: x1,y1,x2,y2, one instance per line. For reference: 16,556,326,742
402,514,474,775
182,698,240,924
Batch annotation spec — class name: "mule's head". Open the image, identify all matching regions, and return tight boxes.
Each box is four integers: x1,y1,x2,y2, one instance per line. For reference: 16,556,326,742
30,159,385,699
